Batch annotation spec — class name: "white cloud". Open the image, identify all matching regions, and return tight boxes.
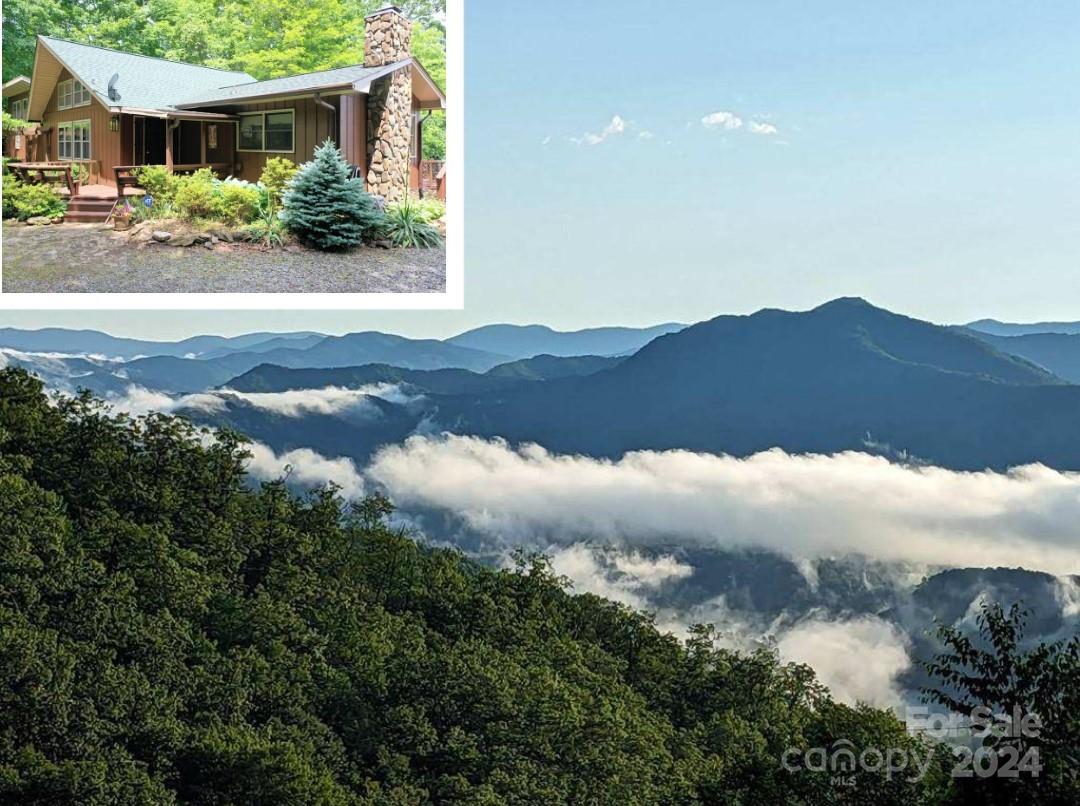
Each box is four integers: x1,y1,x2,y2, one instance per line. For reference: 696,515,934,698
106,386,225,417
637,130,654,140
573,115,626,146
541,135,551,146
105,383,422,420
366,436,1080,573
533,544,693,613
778,617,911,707
748,121,778,135
702,111,743,130
245,441,365,500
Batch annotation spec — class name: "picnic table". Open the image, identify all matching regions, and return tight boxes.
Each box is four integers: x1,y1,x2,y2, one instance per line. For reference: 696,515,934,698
7,162,79,197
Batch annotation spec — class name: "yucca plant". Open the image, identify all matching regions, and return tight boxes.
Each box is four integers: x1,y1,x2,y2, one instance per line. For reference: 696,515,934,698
382,196,443,248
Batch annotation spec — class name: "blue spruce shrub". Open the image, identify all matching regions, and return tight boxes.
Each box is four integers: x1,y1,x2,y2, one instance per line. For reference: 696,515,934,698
282,139,383,250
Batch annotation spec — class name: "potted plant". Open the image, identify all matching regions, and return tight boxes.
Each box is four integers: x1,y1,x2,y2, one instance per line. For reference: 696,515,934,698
113,200,135,231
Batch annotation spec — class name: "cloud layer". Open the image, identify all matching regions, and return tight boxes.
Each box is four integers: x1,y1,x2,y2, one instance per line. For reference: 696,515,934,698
367,435,1080,573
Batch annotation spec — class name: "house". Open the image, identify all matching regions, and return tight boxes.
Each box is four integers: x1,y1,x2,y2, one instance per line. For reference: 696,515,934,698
2,76,33,160
6,5,443,217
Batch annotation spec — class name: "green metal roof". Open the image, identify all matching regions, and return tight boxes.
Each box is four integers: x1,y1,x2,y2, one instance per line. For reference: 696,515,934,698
39,36,255,111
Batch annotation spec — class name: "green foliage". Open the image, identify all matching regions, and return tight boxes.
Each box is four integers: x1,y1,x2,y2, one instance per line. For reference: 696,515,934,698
412,194,445,222
242,200,291,248
924,600,1080,803
134,165,179,204
2,110,30,133
382,195,443,248
4,181,66,220
172,169,218,220
212,181,263,225
3,1,446,91
0,367,955,804
2,173,18,218
282,139,383,250
259,156,298,205
411,22,446,160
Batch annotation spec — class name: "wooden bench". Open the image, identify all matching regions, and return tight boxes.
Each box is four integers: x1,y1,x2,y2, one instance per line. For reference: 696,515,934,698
113,165,143,195
7,162,77,196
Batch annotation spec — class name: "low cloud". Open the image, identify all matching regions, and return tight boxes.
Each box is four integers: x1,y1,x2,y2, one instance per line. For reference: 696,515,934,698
702,111,743,130
538,543,692,612
748,121,778,135
778,617,911,707
106,386,225,417
106,383,421,420
366,436,1080,573
536,542,910,706
245,441,365,500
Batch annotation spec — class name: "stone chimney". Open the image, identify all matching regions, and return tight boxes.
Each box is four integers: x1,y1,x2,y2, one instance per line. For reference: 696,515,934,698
365,6,413,201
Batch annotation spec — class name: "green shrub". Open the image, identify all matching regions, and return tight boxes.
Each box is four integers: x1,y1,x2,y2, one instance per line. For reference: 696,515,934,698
134,165,178,203
242,201,291,248
259,157,298,205
172,169,218,220
382,196,443,248
213,182,262,224
2,173,18,218
6,182,67,221
282,139,383,250
413,195,445,223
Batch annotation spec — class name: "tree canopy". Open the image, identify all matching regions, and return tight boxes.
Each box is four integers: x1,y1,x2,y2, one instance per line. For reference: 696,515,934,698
0,366,960,803
1,0,446,158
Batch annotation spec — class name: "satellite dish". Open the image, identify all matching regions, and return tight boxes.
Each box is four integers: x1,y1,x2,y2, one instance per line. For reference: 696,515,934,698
107,73,121,102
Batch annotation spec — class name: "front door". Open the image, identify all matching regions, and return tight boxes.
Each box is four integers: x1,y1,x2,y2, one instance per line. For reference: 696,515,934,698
133,116,167,165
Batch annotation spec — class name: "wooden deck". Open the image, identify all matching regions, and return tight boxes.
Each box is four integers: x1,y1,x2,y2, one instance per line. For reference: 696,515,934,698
57,183,142,200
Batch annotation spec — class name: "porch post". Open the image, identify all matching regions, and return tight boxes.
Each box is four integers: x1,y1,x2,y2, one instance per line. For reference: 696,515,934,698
200,122,207,166
165,120,174,170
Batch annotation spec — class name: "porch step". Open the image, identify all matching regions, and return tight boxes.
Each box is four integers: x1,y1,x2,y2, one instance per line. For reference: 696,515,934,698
65,196,118,223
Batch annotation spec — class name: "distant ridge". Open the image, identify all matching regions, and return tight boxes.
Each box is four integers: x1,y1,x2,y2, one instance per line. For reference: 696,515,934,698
447,322,686,359
966,318,1080,337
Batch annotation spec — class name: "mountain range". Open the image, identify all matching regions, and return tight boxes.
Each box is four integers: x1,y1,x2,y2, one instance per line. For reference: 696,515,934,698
5,300,1080,471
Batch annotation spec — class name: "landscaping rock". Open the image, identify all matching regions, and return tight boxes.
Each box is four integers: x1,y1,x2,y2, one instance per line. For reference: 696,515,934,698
152,231,172,242
372,238,393,249
210,235,220,245
50,217,64,224
168,233,198,247
202,240,214,250
26,216,52,226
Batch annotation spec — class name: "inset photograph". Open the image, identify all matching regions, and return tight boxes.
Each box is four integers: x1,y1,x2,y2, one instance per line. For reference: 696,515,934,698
1,3,448,294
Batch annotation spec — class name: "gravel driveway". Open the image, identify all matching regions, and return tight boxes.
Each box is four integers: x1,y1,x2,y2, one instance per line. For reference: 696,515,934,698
2,222,446,293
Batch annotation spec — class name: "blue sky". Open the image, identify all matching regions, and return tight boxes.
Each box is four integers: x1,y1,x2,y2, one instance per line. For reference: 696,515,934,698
5,0,1079,338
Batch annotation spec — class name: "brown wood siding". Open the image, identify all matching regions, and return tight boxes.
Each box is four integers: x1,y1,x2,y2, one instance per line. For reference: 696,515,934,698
338,94,366,176
219,96,340,182
39,68,126,186
3,93,32,159
205,122,235,170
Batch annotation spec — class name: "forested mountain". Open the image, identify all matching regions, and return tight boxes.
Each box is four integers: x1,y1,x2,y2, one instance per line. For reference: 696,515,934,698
437,298,1080,470
963,329,1080,383
447,322,686,359
0,367,959,804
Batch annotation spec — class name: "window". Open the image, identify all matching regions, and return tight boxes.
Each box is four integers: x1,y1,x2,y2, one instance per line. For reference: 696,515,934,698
237,109,294,153
58,120,90,160
265,112,293,152
238,113,263,150
9,98,28,120
58,78,91,110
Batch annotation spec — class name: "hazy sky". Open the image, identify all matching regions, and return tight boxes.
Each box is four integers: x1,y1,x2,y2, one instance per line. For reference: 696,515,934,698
4,0,1078,339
